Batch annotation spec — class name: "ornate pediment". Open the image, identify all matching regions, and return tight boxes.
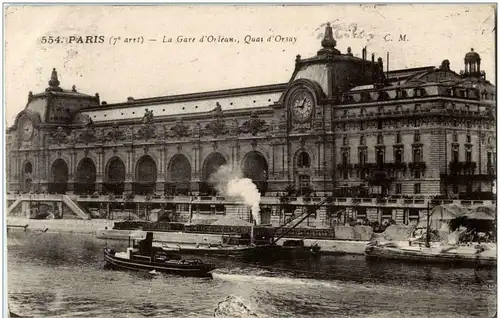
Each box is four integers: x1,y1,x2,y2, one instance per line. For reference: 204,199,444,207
170,119,191,138
240,112,269,136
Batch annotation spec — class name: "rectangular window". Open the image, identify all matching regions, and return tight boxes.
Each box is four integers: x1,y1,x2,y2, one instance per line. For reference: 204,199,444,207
414,183,421,194
414,132,421,142
487,152,492,166
466,150,472,163
414,170,421,179
394,149,402,164
299,175,310,188
395,183,402,194
413,148,422,163
358,151,366,165
452,150,459,163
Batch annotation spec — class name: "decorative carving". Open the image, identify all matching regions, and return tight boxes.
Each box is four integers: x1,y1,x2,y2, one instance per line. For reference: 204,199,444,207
205,118,227,137
135,122,157,140
251,139,258,150
49,127,68,144
229,119,239,136
83,114,94,127
125,126,135,141
84,148,89,157
143,146,148,154
107,122,125,142
177,143,182,153
240,112,269,136
170,119,191,138
142,109,154,125
213,102,222,115
77,126,96,143
212,141,218,151
299,137,305,148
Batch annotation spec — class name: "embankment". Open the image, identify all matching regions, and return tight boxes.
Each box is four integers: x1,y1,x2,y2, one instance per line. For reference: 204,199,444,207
7,218,369,255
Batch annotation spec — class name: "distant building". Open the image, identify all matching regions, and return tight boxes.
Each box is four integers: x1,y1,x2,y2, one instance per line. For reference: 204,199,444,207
6,23,496,226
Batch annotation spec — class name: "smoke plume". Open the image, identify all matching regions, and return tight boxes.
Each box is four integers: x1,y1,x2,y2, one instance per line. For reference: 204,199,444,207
208,165,261,224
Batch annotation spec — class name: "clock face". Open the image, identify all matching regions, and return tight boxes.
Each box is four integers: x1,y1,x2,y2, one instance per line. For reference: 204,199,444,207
291,90,314,123
20,118,34,141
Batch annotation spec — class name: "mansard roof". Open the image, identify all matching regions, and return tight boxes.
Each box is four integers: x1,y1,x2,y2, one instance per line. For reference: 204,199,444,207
81,83,286,123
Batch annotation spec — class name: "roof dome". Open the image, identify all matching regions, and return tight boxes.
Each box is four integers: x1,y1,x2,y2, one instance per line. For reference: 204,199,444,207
464,48,480,62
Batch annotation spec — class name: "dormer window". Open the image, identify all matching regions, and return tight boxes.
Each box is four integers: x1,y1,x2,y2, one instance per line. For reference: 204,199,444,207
453,132,458,142
466,134,471,143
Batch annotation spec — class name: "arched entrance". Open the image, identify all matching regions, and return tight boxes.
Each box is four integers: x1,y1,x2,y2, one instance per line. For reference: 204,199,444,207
242,151,268,195
49,159,68,194
22,161,33,192
75,158,97,194
105,157,125,194
134,155,157,194
167,154,191,195
201,152,227,195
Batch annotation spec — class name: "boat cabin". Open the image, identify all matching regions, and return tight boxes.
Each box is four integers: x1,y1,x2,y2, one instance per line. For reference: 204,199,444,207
126,231,181,261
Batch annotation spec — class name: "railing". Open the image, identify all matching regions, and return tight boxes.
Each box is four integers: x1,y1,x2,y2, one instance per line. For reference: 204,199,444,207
6,193,496,209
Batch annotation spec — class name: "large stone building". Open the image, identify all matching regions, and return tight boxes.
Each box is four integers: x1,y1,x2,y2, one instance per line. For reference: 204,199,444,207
6,24,496,226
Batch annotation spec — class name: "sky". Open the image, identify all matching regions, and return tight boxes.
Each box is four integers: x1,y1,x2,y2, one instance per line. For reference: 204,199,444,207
4,4,496,126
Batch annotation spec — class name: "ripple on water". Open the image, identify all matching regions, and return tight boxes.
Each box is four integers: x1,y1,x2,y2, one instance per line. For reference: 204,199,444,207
7,232,497,318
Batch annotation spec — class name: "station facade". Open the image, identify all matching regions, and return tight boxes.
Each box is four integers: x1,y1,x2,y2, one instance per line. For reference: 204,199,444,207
6,24,496,226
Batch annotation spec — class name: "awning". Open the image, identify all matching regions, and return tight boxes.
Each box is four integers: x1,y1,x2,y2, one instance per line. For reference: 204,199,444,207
466,205,496,220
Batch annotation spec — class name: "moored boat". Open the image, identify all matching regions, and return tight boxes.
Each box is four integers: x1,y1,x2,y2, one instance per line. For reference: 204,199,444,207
160,239,321,262
365,241,496,268
103,231,216,277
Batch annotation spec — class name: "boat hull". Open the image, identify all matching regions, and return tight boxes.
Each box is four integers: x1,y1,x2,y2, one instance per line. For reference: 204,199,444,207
365,244,497,268
103,248,215,277
168,244,321,262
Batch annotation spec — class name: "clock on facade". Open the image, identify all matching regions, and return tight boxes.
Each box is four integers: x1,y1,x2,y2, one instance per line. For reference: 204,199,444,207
290,89,314,123
20,118,34,141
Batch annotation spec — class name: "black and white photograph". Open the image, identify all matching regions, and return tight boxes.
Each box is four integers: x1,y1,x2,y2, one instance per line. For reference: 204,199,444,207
3,4,498,317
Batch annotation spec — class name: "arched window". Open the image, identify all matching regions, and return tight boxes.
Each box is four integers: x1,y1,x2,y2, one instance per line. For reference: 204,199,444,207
297,152,311,168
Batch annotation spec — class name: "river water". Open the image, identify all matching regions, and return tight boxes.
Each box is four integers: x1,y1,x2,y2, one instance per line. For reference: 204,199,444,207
7,232,497,317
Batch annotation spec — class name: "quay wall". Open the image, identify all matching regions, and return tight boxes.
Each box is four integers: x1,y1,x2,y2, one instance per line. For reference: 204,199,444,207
6,218,369,255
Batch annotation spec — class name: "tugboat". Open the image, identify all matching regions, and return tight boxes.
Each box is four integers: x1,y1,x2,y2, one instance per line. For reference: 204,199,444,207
103,231,216,277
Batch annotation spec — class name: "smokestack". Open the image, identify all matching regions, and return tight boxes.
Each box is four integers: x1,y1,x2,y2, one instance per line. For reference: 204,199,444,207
387,52,390,77
371,53,375,64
